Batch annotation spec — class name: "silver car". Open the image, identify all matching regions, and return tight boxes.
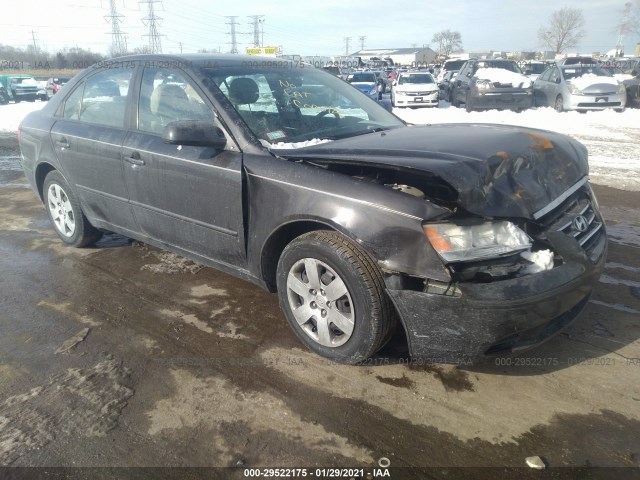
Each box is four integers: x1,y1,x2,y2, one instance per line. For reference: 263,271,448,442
533,64,626,112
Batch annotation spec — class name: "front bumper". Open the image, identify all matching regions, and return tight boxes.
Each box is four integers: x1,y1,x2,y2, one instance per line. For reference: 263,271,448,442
386,230,606,364
565,92,626,111
394,91,439,107
470,90,533,110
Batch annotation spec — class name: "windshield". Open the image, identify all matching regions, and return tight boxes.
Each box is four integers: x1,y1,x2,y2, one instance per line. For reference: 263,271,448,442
398,74,434,84
349,73,377,83
562,67,612,79
444,60,466,71
524,63,546,74
476,61,522,74
202,66,404,145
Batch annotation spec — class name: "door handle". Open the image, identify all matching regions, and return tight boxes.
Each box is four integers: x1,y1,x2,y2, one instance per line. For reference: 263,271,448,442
125,153,145,166
55,138,70,149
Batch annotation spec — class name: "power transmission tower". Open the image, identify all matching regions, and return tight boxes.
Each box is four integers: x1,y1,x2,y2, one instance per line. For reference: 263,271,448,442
226,16,239,54
105,0,127,57
248,15,264,47
358,36,366,51
344,37,351,56
140,0,164,53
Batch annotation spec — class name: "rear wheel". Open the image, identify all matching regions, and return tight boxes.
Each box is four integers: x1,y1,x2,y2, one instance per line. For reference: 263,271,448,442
555,95,564,112
465,92,474,112
276,231,396,364
43,171,102,247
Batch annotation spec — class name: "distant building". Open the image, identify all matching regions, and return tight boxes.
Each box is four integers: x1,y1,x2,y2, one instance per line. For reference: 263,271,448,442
350,47,437,66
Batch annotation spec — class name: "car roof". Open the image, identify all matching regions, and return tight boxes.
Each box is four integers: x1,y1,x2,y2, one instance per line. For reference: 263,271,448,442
105,53,287,68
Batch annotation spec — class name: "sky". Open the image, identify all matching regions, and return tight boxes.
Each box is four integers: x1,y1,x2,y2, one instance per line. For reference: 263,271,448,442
1,0,638,57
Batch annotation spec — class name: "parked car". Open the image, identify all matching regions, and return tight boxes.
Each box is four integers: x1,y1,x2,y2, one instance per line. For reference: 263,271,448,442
46,76,72,99
533,64,626,112
0,84,8,104
436,59,467,83
521,61,549,81
0,74,39,102
391,71,439,108
19,54,606,364
622,72,640,108
451,59,533,112
438,70,458,102
347,72,382,100
36,80,48,101
557,56,599,66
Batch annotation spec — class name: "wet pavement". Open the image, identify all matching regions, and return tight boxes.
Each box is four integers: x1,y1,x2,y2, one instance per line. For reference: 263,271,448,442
0,133,639,478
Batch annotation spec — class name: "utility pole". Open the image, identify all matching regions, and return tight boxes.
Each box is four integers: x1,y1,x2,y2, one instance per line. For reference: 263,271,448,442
140,0,164,53
105,0,127,57
248,15,264,48
259,18,265,47
226,16,239,54
358,36,366,51
344,37,351,56
30,30,39,66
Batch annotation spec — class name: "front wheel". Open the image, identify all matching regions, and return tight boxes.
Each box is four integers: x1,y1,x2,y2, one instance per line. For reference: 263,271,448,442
276,231,396,364
555,95,564,113
43,171,103,247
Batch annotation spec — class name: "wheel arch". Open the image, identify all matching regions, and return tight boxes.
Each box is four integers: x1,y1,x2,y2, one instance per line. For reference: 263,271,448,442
35,162,57,202
260,219,345,293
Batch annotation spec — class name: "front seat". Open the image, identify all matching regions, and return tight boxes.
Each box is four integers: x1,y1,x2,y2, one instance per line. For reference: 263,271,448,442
149,84,194,133
227,78,265,135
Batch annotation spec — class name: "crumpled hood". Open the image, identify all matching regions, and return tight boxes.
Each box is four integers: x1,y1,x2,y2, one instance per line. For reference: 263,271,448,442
274,124,588,219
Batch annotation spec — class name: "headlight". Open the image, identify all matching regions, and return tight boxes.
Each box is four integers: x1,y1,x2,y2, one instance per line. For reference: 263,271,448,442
423,221,532,263
475,80,492,90
566,83,583,95
617,82,626,94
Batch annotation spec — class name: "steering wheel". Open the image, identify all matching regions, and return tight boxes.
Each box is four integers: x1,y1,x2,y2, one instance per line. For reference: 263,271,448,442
316,109,341,118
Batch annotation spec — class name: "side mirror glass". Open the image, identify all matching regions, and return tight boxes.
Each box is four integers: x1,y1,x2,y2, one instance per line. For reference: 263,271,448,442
163,120,227,149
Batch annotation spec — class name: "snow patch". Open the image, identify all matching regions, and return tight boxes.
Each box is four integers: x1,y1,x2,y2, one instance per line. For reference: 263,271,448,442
475,67,531,88
569,74,619,91
520,249,554,274
266,138,333,149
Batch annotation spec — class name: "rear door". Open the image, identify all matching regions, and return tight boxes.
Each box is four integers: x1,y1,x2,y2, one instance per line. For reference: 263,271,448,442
122,65,246,267
50,65,139,233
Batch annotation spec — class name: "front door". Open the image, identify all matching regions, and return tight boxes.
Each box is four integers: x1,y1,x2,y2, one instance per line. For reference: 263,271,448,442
122,66,246,268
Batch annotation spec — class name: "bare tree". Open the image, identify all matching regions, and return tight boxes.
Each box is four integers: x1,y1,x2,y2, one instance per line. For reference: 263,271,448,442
537,7,586,53
431,30,463,59
628,0,640,35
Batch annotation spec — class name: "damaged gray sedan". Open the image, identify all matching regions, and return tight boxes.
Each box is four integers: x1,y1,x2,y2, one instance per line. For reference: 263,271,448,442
18,54,606,364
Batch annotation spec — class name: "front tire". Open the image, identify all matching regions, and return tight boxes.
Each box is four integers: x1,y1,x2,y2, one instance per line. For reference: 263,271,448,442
555,95,564,113
276,231,396,364
43,171,102,247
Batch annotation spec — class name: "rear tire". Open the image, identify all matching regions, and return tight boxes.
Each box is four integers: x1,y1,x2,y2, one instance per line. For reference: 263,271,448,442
43,171,103,247
465,93,474,112
276,231,397,364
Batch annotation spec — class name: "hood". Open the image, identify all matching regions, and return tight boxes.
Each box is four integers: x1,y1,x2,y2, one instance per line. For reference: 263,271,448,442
273,124,588,220
352,82,377,91
396,83,439,92
569,75,618,91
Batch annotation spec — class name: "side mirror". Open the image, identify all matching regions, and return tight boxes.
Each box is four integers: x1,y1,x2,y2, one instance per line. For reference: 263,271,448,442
163,120,227,149
555,77,561,84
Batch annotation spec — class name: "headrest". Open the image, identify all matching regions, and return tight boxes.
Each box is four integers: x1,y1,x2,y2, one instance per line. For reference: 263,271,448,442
228,77,259,105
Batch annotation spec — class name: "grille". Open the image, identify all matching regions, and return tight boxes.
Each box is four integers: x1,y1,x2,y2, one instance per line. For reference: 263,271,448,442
534,189,605,259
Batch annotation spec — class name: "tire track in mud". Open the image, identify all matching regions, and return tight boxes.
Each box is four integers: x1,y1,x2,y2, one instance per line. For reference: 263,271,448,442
0,358,133,465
